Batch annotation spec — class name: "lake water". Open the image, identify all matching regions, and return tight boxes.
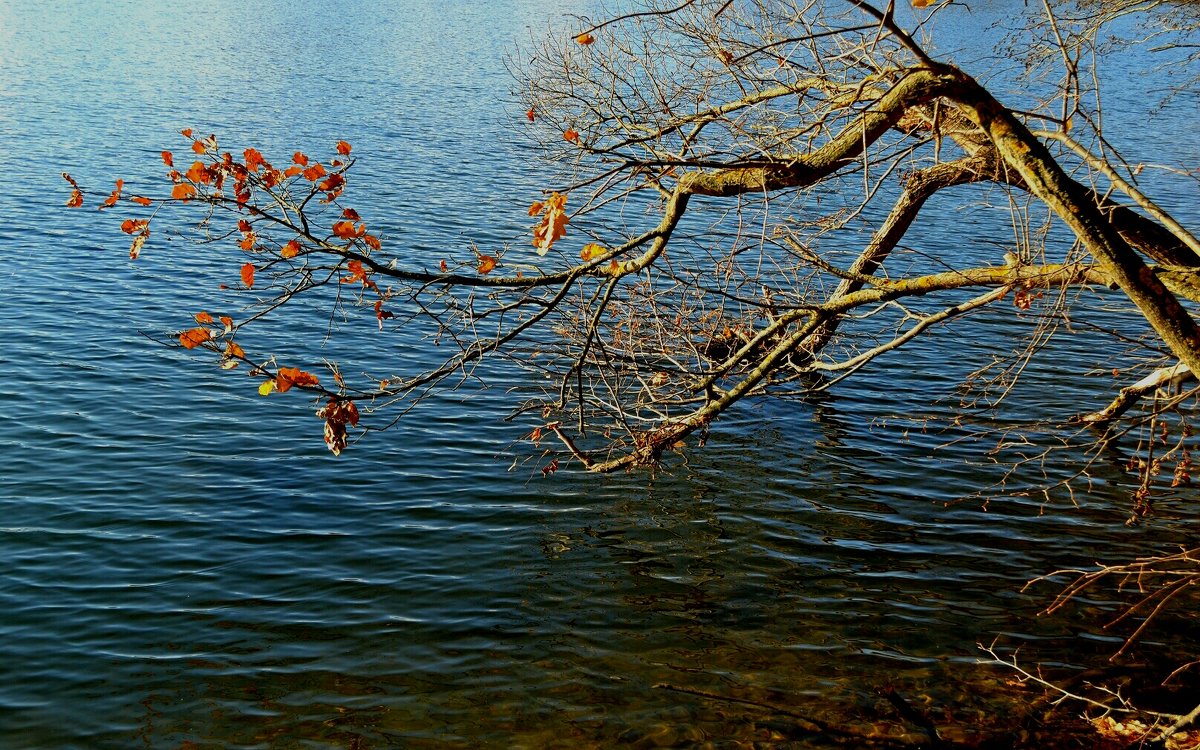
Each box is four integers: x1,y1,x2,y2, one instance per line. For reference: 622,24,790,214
1,1,1198,748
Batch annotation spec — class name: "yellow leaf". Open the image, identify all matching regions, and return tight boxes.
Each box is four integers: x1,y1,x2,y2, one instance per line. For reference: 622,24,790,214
580,243,606,261
258,380,276,396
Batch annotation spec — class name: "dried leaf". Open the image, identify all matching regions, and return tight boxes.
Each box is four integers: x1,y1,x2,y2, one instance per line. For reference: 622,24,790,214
129,232,147,260
240,262,255,288
478,254,498,274
171,183,196,201
575,32,595,45
194,311,215,324
336,140,352,156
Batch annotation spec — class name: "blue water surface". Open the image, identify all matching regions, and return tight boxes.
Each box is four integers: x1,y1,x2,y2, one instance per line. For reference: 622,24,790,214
1,2,1197,748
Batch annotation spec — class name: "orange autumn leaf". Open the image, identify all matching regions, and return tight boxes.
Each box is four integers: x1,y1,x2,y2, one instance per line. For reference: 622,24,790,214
293,152,309,166
243,147,266,172
440,259,449,273
478,254,498,274
335,140,352,156
318,173,345,193
343,259,369,283
281,240,301,259
239,233,256,251
580,242,606,261
342,208,361,221
130,196,153,206
172,183,196,201
191,140,207,154
161,151,174,167
180,128,193,138
531,192,569,255
194,311,214,324
276,366,320,393
574,32,595,45
563,128,580,143
302,163,327,181
224,340,244,358
219,315,234,334
362,234,381,251
526,107,536,122
240,262,255,288
283,165,304,178
99,179,124,209
332,220,364,239
66,189,84,208
186,161,210,184
179,327,211,349
237,219,253,233
121,218,149,234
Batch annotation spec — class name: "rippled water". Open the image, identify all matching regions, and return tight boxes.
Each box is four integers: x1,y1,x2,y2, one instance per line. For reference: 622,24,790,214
2,2,1198,748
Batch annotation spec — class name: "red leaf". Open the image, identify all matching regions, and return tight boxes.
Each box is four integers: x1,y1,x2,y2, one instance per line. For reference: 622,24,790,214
302,163,326,181
237,219,253,233
440,259,448,273
526,108,535,122
342,208,361,221
161,151,174,167
335,140,352,156
66,189,84,208
180,128,193,138
293,152,309,166
240,262,255,288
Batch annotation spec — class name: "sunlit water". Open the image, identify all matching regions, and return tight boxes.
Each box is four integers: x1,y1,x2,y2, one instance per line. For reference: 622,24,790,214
1,2,1198,748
